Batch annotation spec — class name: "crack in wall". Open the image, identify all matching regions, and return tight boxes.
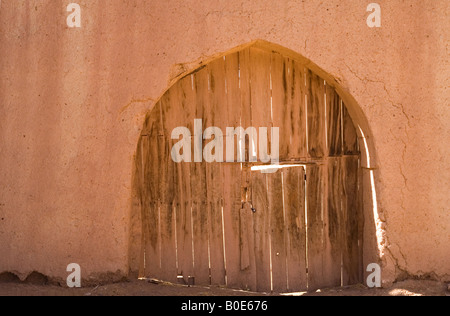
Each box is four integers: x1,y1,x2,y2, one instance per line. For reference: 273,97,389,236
120,97,155,115
343,63,422,282
345,63,412,193
344,63,411,127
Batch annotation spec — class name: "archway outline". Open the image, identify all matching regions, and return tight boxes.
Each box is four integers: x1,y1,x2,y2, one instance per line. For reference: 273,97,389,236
128,40,388,288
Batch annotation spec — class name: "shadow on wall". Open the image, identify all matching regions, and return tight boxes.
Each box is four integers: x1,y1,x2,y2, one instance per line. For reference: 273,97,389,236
0,271,48,285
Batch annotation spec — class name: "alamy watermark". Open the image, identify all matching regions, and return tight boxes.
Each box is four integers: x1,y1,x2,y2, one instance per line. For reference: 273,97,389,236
366,3,381,28
171,119,279,172
66,3,81,28
366,263,382,288
66,263,81,288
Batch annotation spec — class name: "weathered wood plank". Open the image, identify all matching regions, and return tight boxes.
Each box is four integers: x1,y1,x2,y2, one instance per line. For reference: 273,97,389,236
249,47,272,137
238,49,251,129
239,201,257,291
268,170,288,292
205,56,229,285
184,68,210,285
326,84,342,156
174,158,194,281
171,75,197,281
194,65,210,123
307,71,326,158
271,53,290,160
222,163,242,289
142,100,163,137
159,88,172,138
190,162,209,285
324,157,344,288
357,155,364,282
283,167,307,291
140,135,152,278
158,136,177,283
209,55,233,130
239,166,253,289
290,62,308,160
144,135,163,278
159,202,177,283
341,155,361,285
237,49,252,162
156,87,180,282
206,162,226,285
342,104,359,155
136,136,146,278
272,58,307,160
306,163,325,291
251,170,271,292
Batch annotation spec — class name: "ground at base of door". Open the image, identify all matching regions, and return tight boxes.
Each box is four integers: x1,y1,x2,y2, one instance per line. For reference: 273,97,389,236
0,278,446,296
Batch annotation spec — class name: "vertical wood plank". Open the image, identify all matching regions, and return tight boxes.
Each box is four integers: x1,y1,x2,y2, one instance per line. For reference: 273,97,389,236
283,167,307,291
251,170,271,292
239,63,252,281
158,137,177,282
307,71,326,158
238,49,251,129
239,205,251,270
208,56,228,163
247,49,272,290
182,74,197,131
271,53,290,160
306,163,325,290
144,135,162,278
342,104,359,155
210,55,230,130
190,162,209,284
239,201,257,290
357,156,364,283
220,52,245,288
206,56,229,285
290,61,308,160
158,90,179,283
186,68,210,285
142,100,164,137
268,170,288,292
174,159,194,281
249,48,272,291
140,103,161,278
159,201,177,282
271,56,307,161
325,157,344,288
238,163,257,290
143,102,163,277
133,136,146,278
222,163,242,289
194,66,210,124
237,49,252,163
326,85,342,156
173,75,196,281
206,162,226,285
139,136,150,278
341,155,361,285
249,47,272,133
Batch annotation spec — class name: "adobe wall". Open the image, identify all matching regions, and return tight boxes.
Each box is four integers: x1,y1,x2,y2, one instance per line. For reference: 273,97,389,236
0,0,448,284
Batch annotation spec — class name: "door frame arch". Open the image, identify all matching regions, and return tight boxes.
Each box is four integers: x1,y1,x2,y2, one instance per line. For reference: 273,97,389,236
128,40,386,289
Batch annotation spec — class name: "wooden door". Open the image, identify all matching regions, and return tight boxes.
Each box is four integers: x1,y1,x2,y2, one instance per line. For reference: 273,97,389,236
135,46,363,292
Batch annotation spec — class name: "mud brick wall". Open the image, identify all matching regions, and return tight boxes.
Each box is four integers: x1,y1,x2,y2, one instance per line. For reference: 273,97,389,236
0,0,448,285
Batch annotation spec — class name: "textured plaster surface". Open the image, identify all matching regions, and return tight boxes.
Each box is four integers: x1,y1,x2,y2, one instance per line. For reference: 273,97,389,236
0,0,448,282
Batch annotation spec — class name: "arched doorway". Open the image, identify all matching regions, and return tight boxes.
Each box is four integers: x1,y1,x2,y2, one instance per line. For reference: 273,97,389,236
133,45,363,292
